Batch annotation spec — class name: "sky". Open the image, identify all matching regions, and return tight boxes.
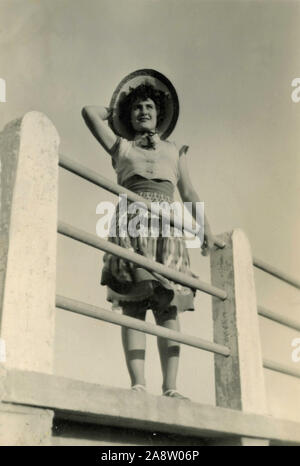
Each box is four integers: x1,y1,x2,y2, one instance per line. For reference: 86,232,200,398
1,0,300,421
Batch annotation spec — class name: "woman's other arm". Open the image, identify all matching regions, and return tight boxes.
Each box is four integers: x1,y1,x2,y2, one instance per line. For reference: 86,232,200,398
81,106,117,154
177,149,215,256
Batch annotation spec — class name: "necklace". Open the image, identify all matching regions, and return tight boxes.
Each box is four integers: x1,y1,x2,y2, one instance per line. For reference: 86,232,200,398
134,131,159,150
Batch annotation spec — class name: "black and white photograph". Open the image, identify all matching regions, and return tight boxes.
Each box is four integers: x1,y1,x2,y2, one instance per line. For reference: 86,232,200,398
0,0,300,449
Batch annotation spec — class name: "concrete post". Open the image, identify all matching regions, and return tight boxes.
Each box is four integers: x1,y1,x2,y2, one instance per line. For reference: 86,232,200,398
210,229,269,446
0,112,59,373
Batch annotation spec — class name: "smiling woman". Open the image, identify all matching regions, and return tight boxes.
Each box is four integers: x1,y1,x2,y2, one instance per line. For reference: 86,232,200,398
81,69,215,400
131,98,157,133
117,81,170,140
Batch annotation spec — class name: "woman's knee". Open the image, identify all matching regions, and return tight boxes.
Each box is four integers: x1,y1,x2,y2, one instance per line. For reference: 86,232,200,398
153,306,178,325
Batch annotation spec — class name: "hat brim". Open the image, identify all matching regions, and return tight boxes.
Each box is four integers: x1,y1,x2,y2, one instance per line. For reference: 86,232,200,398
108,69,179,140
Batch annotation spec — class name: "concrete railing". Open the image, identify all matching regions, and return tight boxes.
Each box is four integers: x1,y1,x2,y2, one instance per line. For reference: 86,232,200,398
0,112,59,373
0,112,299,446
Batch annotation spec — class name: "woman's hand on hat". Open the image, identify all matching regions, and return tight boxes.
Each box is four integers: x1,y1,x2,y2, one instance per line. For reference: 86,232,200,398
104,106,114,120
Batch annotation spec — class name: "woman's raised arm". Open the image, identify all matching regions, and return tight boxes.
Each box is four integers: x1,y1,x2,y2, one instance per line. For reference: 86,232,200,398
81,106,117,154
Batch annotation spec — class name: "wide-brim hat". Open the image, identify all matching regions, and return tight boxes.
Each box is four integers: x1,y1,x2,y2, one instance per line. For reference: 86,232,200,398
108,69,179,140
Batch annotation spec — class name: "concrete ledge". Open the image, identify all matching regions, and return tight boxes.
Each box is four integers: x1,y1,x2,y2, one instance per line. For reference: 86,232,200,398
1,369,300,444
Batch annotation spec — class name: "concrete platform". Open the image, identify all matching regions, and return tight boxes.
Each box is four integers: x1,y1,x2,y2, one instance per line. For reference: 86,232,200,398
1,368,300,445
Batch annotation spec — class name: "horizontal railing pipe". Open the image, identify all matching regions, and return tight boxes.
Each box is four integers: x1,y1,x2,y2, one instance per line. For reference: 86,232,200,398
253,257,300,290
258,305,300,332
59,154,226,249
56,295,230,357
58,221,227,300
263,359,300,379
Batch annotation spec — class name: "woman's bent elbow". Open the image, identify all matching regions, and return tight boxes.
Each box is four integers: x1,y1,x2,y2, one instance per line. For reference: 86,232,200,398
81,106,95,124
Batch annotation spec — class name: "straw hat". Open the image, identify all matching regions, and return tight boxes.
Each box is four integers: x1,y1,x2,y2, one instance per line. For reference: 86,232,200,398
108,69,179,140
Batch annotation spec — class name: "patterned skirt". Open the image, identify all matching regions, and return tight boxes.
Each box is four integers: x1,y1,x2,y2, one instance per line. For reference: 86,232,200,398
100,190,198,316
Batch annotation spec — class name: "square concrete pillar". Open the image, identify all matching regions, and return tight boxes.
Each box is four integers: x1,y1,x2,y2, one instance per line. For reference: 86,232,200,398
210,229,269,445
0,112,59,373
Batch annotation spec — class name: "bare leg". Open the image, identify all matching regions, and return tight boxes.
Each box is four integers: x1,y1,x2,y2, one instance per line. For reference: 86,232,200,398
154,308,180,392
122,304,147,388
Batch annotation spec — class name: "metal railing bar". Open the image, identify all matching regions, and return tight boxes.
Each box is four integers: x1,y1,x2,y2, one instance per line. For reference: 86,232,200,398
58,221,227,300
263,359,300,379
59,154,226,249
258,305,300,332
253,257,300,290
56,295,230,357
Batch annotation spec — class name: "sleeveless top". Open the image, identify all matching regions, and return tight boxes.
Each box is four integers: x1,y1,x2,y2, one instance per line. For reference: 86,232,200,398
110,136,188,195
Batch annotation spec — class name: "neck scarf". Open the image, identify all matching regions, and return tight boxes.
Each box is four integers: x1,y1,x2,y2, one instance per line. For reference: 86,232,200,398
134,131,160,150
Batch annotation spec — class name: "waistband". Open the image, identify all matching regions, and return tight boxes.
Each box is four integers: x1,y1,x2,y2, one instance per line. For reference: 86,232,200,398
122,175,174,199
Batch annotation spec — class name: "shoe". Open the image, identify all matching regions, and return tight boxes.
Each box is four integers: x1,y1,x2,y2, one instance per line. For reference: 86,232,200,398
162,389,190,400
131,384,146,392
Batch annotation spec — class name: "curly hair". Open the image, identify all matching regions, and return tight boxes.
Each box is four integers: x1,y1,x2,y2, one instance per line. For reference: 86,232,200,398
118,82,170,137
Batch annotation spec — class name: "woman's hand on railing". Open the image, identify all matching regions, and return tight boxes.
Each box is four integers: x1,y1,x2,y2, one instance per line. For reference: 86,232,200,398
197,213,215,257
201,233,214,256
201,224,215,257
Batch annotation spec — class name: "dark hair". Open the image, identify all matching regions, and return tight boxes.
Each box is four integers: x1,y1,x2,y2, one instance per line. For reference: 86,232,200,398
118,82,170,137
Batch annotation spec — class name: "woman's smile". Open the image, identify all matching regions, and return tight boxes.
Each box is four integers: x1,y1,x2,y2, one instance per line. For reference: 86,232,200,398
131,98,157,132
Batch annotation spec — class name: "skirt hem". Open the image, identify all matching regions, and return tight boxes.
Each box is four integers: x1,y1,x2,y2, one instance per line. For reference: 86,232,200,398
101,267,196,314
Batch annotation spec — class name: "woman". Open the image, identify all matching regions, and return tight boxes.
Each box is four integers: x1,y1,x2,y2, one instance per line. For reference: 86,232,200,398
82,70,215,400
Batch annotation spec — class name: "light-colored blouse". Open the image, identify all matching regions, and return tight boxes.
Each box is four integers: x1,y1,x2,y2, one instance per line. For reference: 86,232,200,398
110,135,188,188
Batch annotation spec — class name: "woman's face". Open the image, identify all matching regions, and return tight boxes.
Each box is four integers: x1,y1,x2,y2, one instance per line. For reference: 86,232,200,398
130,98,158,133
